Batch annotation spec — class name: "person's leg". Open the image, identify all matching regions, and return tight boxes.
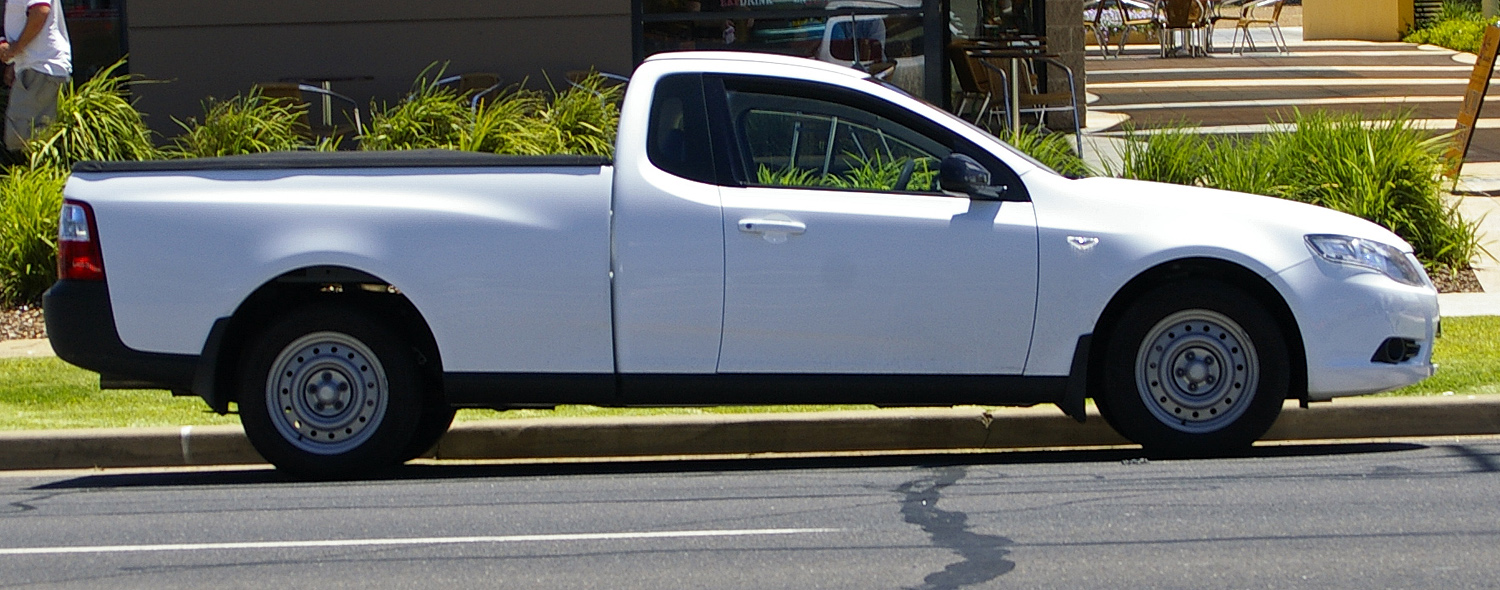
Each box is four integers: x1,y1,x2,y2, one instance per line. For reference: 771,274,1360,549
5,69,66,152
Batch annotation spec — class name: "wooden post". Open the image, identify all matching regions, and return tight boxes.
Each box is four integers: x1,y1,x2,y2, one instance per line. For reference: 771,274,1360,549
1446,25,1500,178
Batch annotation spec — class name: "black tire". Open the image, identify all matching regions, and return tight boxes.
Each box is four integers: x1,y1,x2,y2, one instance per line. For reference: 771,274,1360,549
238,305,421,479
400,402,456,461
1097,280,1289,456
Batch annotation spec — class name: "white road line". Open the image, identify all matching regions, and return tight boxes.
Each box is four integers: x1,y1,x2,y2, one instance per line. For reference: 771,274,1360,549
1090,78,1468,89
0,528,843,557
1089,65,1475,76
1098,96,1463,111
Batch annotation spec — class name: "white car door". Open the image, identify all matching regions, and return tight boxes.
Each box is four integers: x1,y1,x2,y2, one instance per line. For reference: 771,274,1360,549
714,79,1039,374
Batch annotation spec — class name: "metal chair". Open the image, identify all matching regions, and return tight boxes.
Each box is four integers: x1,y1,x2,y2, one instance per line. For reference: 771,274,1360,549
973,52,1083,155
1159,0,1210,57
435,73,504,109
1114,0,1162,56
254,82,364,139
1205,0,1250,53
1232,0,1289,54
1084,0,1115,58
947,40,994,123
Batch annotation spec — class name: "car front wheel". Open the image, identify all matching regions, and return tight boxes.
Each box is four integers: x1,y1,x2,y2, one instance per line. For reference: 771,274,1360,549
1099,280,1290,456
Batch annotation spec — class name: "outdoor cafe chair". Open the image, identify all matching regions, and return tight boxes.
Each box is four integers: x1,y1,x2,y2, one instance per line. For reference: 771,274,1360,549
947,40,994,123
1158,0,1210,57
1083,0,1115,58
254,82,365,141
973,53,1083,155
1205,0,1250,53
1232,0,1289,54
435,73,504,109
1110,0,1162,56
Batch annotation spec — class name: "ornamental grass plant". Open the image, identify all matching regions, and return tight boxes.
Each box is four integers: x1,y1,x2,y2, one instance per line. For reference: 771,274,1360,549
0,167,67,306
1108,122,1211,186
1404,0,1489,53
532,71,622,157
1007,126,1093,178
26,59,158,171
168,88,314,158
1107,110,1480,271
360,65,474,151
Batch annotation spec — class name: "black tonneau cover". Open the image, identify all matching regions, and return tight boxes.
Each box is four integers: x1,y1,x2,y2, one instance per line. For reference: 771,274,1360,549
72,149,612,173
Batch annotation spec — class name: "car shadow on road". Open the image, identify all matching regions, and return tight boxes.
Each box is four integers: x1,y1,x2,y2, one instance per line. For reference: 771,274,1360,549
29,440,1429,490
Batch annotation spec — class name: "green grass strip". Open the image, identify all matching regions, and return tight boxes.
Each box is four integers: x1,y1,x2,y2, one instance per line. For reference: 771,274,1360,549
1381,315,1500,396
2,316,1495,430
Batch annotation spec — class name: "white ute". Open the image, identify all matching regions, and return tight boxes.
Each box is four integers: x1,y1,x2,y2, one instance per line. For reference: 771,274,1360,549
44,52,1439,477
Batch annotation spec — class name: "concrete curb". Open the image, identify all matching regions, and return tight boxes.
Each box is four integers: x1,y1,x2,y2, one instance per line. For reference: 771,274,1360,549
2,396,1497,471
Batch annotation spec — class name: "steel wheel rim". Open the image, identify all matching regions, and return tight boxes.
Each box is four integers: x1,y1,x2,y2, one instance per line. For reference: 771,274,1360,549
264,331,387,455
1135,309,1258,434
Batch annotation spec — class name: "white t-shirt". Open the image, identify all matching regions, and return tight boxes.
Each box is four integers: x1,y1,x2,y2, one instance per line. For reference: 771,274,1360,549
3,0,70,77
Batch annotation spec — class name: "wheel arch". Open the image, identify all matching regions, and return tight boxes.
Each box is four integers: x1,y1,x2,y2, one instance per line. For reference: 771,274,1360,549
196,265,444,413
1087,257,1307,404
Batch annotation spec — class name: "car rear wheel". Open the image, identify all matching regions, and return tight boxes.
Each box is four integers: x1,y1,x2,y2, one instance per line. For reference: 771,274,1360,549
238,306,421,478
1098,280,1289,456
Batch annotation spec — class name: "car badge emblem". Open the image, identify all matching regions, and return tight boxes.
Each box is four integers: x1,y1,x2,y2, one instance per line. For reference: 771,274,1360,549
1068,236,1100,251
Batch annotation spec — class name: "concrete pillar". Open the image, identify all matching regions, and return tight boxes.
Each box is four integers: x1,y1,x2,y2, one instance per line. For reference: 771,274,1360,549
1045,0,1086,130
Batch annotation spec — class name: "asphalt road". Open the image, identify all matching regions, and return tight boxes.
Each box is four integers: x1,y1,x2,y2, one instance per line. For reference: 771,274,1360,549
1,437,1498,589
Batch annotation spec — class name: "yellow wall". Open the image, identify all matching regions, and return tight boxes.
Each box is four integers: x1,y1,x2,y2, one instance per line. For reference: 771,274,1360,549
1304,0,1415,42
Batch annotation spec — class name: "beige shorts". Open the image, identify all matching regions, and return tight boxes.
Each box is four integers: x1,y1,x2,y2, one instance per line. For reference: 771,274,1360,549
5,68,67,151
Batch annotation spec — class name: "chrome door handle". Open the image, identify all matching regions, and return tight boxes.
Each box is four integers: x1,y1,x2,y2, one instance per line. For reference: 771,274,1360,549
738,218,806,234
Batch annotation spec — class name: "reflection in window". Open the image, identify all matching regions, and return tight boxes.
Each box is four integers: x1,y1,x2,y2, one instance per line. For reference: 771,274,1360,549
639,2,929,97
736,105,945,193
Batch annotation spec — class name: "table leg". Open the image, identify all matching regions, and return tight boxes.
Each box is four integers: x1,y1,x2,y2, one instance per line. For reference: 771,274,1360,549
321,81,334,128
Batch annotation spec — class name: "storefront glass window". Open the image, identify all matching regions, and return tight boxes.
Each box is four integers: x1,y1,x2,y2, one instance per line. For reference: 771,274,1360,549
62,0,124,78
948,0,1043,40
638,0,931,99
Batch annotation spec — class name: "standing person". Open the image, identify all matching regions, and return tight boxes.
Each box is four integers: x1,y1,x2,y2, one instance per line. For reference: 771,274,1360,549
0,0,69,153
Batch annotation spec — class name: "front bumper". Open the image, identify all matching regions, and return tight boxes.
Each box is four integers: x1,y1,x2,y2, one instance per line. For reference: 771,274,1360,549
1273,260,1440,400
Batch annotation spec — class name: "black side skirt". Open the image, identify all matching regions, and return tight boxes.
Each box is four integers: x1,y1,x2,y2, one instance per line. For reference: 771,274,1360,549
443,372,1068,408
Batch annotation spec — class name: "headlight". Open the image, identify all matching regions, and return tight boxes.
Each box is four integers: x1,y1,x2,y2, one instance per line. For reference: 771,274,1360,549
1305,234,1429,287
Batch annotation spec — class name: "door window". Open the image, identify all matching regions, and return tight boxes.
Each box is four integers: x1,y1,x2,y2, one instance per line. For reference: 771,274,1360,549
727,88,951,194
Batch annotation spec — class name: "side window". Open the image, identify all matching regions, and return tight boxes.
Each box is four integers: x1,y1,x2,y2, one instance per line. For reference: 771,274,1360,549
647,74,716,184
726,89,950,194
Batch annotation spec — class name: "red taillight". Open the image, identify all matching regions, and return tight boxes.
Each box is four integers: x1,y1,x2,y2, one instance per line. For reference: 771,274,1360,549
58,200,104,281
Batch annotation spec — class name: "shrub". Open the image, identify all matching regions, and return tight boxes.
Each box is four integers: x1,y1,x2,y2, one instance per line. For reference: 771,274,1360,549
1118,110,1480,271
1404,1,1489,53
1007,126,1093,178
755,154,937,191
1108,122,1211,186
1201,135,1284,197
168,88,311,158
533,71,622,157
461,89,550,155
373,67,624,157
26,59,158,171
361,65,474,151
0,167,67,306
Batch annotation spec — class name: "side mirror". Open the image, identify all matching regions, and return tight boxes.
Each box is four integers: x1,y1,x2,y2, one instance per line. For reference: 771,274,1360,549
939,153,1004,200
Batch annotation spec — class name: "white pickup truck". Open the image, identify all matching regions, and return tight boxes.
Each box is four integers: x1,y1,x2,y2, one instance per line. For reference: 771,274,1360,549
44,51,1439,477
